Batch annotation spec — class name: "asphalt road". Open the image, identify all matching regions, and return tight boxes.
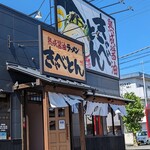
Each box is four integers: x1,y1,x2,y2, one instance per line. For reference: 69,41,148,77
126,145,150,150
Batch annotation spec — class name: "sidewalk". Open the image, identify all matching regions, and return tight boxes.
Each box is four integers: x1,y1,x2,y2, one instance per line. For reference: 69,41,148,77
126,145,150,150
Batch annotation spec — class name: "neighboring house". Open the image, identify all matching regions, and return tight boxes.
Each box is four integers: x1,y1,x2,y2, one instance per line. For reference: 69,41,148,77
120,72,150,130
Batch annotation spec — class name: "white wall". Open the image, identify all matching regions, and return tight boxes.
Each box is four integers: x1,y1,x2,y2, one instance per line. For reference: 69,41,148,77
120,76,150,131
124,133,134,145
107,112,120,126
119,78,149,99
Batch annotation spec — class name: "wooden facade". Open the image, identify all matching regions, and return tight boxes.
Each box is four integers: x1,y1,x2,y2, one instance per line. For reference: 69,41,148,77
0,4,129,150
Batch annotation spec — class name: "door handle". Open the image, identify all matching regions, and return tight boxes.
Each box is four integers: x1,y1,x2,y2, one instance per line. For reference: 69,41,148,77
66,124,69,140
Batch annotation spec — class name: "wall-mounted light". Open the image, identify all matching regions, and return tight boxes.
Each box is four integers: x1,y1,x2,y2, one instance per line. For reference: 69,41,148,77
28,0,45,19
29,10,42,19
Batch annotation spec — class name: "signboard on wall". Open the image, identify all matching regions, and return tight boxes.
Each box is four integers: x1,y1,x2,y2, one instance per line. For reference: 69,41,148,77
0,132,7,140
56,0,119,78
39,27,86,82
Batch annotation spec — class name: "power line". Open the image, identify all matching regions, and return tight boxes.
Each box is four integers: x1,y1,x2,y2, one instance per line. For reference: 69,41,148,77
117,1,150,23
88,0,95,2
100,0,125,9
110,6,133,15
119,46,150,59
119,46,150,74
37,0,45,11
120,60,150,70
119,49,150,61
93,0,104,5
120,53,150,65
29,0,45,17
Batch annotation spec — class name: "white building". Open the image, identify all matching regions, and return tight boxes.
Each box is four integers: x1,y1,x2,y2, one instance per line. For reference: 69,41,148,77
120,72,150,130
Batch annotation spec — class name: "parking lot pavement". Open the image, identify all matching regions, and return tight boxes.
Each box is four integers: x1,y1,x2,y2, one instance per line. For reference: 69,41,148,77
126,145,150,150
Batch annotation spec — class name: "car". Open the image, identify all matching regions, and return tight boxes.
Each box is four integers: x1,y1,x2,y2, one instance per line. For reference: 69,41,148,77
136,130,150,145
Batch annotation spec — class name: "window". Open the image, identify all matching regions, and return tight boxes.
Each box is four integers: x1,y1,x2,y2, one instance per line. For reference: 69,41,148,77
138,131,147,136
49,108,55,117
137,84,144,87
49,121,56,130
58,108,65,117
0,95,10,140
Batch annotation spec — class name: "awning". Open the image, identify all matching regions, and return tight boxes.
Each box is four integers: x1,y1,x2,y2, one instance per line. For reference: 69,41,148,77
63,95,82,106
48,92,112,116
48,92,68,108
85,101,108,116
48,92,83,108
110,104,127,116
6,62,96,91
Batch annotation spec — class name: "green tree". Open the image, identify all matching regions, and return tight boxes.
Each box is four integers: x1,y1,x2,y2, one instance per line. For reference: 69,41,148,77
123,92,144,144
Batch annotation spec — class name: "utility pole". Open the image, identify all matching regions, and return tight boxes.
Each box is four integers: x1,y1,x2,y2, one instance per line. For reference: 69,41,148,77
141,61,147,107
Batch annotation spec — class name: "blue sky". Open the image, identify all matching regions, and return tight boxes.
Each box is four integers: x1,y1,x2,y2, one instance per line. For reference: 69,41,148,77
1,0,150,75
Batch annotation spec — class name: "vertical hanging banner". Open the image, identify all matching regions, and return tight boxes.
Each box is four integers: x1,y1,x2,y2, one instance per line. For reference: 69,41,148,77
56,0,119,78
39,27,86,82
146,105,150,137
